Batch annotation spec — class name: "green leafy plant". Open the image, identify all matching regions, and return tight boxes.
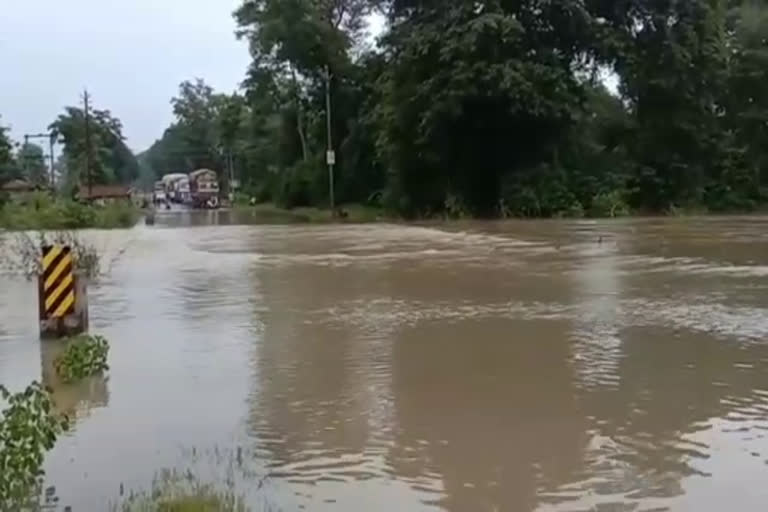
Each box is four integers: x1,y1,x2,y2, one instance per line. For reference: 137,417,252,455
0,382,69,510
54,335,110,384
589,190,630,218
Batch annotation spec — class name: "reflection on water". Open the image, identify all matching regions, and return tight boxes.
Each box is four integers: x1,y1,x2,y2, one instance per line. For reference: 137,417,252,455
2,217,768,510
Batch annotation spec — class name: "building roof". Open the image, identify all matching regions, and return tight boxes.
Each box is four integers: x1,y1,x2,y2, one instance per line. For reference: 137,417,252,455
77,184,132,200
189,168,217,179
1,179,42,192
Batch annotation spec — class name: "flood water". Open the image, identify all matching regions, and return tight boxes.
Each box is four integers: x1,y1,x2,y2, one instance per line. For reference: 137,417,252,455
3,214,768,511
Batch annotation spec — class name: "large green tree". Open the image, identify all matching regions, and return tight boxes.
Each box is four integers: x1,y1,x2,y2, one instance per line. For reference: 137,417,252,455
375,0,594,216
724,0,768,206
234,0,377,206
141,0,768,216
143,79,249,185
49,106,138,192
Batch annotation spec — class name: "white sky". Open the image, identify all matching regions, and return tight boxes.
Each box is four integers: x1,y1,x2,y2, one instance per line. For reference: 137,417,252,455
0,0,250,152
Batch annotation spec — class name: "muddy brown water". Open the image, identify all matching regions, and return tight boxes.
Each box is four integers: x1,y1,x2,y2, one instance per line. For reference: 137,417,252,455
3,213,768,511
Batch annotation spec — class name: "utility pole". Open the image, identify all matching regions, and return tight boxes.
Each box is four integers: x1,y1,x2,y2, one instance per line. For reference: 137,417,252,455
83,89,93,198
49,134,56,188
22,134,29,179
324,65,335,214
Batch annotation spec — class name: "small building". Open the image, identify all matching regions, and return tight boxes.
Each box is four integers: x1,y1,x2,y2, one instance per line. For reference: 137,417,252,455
1,178,42,195
77,184,132,204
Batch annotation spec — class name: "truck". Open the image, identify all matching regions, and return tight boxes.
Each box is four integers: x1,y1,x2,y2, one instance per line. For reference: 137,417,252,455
161,173,190,204
153,180,167,205
189,169,220,209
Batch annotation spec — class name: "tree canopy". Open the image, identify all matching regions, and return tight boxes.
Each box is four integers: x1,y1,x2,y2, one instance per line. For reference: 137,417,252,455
0,119,18,186
141,0,768,216
49,105,139,193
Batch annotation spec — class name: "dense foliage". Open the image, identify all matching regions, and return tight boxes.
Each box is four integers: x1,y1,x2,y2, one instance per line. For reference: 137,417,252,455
0,382,69,510
50,106,139,194
54,335,110,384
0,192,140,231
134,1,768,216
0,118,19,188
1,102,140,201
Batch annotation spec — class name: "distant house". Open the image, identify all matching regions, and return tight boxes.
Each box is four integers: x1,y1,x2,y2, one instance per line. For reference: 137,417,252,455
77,184,132,204
1,179,42,195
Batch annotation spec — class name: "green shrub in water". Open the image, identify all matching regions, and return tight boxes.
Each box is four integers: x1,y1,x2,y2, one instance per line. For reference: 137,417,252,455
0,382,69,510
54,335,110,383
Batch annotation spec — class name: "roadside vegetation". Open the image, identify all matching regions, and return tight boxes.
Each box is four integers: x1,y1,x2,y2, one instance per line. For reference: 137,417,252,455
233,198,385,223
0,382,69,511
0,192,139,230
5,2,768,223
136,1,768,219
0,335,110,510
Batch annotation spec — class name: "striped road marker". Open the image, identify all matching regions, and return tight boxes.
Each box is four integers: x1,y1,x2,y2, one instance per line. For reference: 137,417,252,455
42,245,75,318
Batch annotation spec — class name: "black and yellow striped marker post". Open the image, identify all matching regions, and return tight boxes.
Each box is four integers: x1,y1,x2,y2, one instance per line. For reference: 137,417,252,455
41,245,76,318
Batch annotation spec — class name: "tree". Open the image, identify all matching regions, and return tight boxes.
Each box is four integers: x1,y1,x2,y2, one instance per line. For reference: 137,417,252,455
49,106,138,192
375,1,594,216
234,0,377,205
589,0,734,210
19,143,48,186
724,0,768,206
143,79,249,180
138,0,768,217
0,118,19,185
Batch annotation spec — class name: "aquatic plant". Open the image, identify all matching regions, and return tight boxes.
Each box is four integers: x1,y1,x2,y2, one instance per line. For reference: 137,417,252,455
54,335,110,384
114,469,249,512
0,382,69,510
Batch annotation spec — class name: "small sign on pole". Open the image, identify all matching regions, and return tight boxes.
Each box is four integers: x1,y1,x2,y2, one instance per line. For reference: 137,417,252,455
326,150,336,166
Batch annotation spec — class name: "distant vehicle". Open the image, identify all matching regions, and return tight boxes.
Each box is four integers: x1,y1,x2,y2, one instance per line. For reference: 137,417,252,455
175,176,191,204
153,181,167,204
161,173,190,204
189,169,220,209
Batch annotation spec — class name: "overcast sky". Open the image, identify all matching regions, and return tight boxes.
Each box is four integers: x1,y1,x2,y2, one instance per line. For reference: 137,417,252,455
0,0,250,152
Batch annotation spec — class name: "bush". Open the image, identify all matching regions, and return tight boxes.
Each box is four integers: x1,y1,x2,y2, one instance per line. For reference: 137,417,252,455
273,158,329,209
589,190,630,218
0,193,139,230
0,382,69,509
94,201,140,228
500,164,585,218
54,335,110,383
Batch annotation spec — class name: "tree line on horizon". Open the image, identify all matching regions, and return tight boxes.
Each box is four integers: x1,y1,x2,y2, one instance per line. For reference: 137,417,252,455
0,107,140,196
5,0,768,217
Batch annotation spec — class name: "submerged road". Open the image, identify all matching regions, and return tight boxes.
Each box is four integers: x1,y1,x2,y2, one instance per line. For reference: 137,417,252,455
2,214,768,510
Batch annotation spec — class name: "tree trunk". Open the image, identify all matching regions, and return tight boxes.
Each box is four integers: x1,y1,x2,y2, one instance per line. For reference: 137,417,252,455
292,69,309,162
